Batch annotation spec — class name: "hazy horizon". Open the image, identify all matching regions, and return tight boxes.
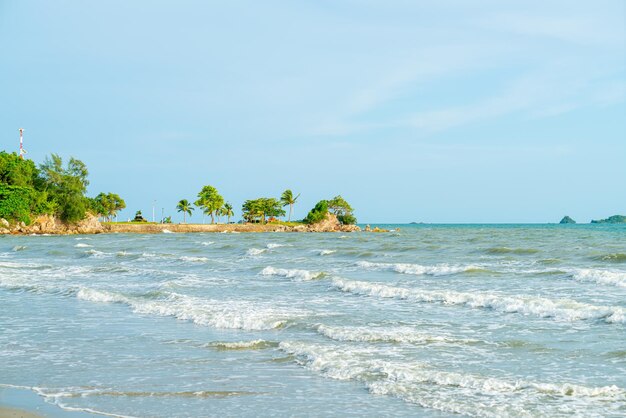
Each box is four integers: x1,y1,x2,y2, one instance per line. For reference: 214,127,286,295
1,1,624,223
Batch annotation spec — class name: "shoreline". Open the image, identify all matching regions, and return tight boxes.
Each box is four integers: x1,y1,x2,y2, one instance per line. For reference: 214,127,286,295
0,214,362,235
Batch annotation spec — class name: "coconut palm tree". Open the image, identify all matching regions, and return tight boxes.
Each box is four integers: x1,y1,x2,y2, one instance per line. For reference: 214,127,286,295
280,189,300,222
176,199,194,223
222,202,234,224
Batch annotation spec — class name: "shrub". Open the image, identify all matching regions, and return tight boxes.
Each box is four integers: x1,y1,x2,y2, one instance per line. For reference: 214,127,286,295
304,200,328,224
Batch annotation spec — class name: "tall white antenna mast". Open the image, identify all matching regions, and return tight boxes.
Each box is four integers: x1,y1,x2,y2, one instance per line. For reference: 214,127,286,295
19,128,27,159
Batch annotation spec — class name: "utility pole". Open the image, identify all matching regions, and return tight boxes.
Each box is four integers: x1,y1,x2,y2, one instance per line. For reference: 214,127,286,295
19,128,26,159
161,208,164,223
152,200,156,223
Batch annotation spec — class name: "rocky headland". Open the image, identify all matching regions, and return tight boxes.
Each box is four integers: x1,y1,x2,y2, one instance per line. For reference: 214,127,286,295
0,213,361,235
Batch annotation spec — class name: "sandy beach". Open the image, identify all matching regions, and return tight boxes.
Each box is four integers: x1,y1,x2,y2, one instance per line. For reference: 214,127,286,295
0,407,42,418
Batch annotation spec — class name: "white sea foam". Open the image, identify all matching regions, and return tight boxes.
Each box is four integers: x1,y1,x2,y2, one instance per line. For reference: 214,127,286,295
316,324,478,345
261,266,323,281
206,339,278,350
331,277,626,323
85,249,108,258
570,268,626,288
200,241,215,246
319,250,336,256
246,248,267,256
280,341,626,417
162,229,174,234
12,245,27,251
267,243,288,249
179,256,208,263
357,260,479,276
74,243,92,248
76,288,304,330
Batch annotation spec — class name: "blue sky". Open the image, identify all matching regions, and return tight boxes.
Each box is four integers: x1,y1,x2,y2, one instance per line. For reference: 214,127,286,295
1,0,624,223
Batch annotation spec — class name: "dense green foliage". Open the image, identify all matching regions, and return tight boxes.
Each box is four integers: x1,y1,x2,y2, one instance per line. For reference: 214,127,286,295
91,192,126,222
304,200,329,224
0,151,124,224
327,195,357,225
195,185,224,224
242,198,285,224
280,189,300,222
303,196,357,225
591,215,626,224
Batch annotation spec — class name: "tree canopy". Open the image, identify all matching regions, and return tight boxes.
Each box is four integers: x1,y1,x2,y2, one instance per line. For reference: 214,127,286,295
242,198,285,224
194,185,224,224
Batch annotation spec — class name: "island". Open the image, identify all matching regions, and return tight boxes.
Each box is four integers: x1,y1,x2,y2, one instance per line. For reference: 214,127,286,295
0,150,361,235
591,215,626,224
559,216,576,224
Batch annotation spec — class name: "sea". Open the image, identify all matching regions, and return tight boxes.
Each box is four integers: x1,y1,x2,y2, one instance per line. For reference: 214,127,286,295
1,224,625,417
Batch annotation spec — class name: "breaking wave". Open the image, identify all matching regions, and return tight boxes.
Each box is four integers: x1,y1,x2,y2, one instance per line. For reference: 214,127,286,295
484,247,540,255
592,253,626,263
570,268,626,288
261,266,324,281
316,325,479,345
280,341,626,417
319,250,336,256
76,288,305,330
331,278,626,323
246,248,267,256
356,261,482,276
204,340,279,350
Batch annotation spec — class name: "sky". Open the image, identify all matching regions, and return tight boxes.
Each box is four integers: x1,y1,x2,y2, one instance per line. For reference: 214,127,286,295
0,0,624,223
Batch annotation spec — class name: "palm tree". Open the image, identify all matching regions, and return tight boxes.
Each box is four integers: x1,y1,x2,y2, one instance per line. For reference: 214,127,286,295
176,199,194,223
280,189,300,222
223,202,234,224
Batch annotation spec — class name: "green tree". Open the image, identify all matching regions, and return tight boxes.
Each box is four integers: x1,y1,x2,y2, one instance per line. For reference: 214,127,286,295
327,195,357,225
221,202,234,224
242,198,285,224
280,189,300,222
39,154,89,222
194,185,224,224
176,199,194,223
304,200,329,224
94,192,126,221
0,152,40,188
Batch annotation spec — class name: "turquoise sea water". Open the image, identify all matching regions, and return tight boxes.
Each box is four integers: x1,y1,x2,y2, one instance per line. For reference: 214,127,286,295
1,225,625,417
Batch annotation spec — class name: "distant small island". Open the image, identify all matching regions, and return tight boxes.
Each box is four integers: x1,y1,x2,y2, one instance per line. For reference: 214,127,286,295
559,216,576,224
591,215,626,224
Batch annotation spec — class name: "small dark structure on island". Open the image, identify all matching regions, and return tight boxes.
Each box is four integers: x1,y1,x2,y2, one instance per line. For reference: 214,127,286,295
133,210,148,222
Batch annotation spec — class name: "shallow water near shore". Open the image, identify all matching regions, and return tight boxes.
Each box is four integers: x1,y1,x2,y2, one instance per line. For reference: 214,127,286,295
1,224,625,417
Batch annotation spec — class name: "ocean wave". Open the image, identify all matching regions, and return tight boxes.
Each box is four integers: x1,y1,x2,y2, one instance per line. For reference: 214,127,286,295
179,256,209,263
570,268,626,288
331,277,626,323
200,241,214,246
267,243,288,249
74,243,92,248
76,288,304,330
356,261,480,276
316,325,479,345
84,249,108,258
484,247,540,255
204,340,279,350
592,253,626,263
280,341,626,417
261,266,324,281
319,250,336,256
162,229,174,234
11,245,27,251
246,248,267,256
